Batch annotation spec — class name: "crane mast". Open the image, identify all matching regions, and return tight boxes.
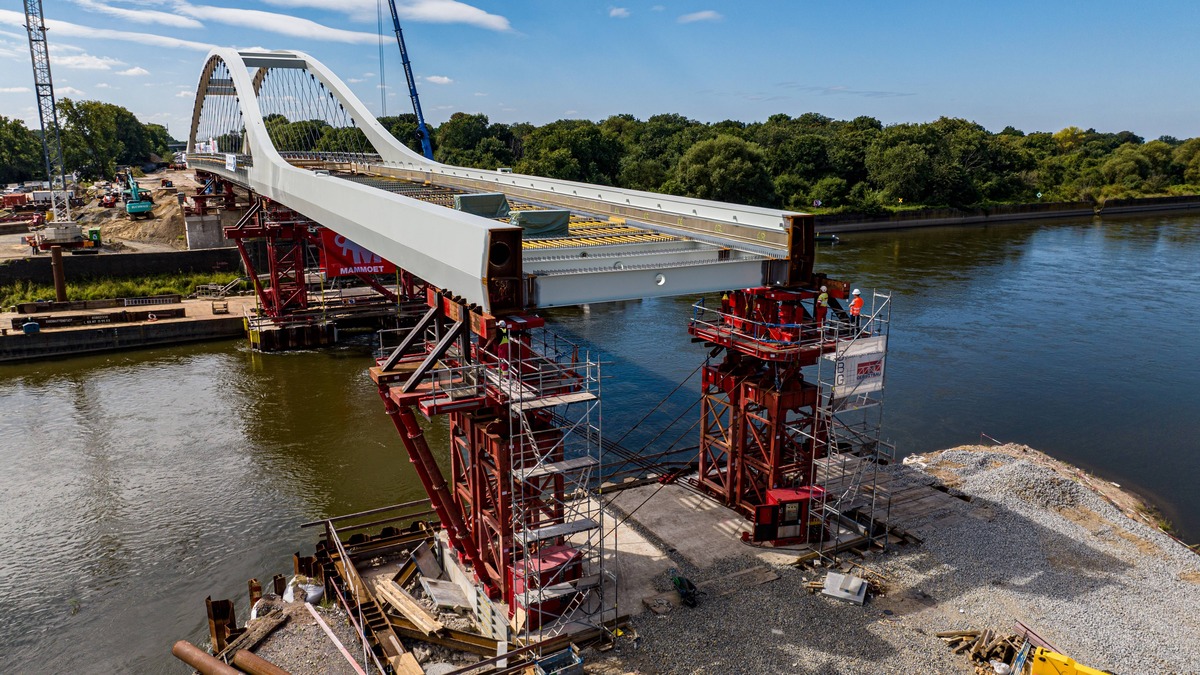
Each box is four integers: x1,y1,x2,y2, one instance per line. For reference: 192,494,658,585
23,0,72,224
385,0,435,160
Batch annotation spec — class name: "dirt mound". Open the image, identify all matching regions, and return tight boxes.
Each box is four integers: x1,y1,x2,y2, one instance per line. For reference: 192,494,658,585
77,169,203,250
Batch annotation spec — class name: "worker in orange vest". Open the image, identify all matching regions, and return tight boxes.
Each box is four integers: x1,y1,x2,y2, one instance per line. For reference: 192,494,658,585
849,289,864,331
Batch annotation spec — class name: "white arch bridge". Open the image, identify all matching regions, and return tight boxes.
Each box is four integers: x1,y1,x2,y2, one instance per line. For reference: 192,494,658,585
187,49,818,314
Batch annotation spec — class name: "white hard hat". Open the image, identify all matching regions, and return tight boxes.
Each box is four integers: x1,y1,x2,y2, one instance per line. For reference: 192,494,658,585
852,289,861,295
820,285,827,292
497,320,507,328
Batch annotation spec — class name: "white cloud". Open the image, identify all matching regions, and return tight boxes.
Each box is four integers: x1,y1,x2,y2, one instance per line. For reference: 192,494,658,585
58,86,87,96
474,92,487,97
347,78,364,83
610,7,630,18
54,53,125,70
259,0,512,32
72,0,204,29
0,9,217,51
118,66,150,76
362,72,376,77
424,75,452,85
175,90,193,97
678,10,722,23
174,3,383,44
95,82,112,88
0,86,31,93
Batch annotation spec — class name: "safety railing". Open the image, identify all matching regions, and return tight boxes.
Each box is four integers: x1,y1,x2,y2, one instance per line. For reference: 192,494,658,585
689,298,827,353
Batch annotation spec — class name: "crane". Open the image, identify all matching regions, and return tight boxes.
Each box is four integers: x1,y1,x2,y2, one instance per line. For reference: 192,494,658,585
384,0,435,160
22,0,73,225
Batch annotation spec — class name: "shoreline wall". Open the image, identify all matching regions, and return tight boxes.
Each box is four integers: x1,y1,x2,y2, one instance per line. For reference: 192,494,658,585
0,248,243,286
815,194,1200,233
0,317,245,362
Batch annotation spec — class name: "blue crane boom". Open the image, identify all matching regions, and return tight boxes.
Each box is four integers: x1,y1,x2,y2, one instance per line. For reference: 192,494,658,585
385,0,434,160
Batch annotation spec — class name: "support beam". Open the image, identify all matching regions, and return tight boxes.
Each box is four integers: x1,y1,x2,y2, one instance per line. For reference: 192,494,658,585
378,393,486,589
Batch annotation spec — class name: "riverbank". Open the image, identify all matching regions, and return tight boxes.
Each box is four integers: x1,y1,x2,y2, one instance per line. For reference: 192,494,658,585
814,193,1200,232
212,443,1199,674
583,443,1200,674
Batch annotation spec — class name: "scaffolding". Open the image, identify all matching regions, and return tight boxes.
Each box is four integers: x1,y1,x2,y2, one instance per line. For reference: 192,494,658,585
494,327,608,644
373,309,611,647
686,284,895,553
803,290,895,555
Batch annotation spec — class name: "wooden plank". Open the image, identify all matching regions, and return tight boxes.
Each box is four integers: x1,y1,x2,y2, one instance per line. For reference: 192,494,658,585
214,612,288,661
372,579,445,636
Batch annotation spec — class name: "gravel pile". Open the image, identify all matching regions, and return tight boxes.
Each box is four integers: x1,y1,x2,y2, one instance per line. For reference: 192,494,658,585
591,445,1200,674
253,602,370,675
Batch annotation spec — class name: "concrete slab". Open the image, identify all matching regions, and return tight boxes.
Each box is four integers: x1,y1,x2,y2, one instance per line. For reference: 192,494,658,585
594,508,672,618
605,484,797,568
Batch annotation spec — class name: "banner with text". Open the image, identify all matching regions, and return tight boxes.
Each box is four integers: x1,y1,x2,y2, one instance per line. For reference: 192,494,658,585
823,335,887,398
319,230,397,277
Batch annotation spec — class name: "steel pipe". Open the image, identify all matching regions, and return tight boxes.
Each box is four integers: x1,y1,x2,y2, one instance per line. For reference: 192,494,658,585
171,640,240,675
231,649,292,675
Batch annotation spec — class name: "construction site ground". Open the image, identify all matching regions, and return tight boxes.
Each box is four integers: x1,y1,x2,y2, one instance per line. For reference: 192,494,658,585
0,168,200,260
582,444,1200,674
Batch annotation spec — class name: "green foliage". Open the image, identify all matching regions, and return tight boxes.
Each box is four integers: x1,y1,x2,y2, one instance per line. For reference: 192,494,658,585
666,135,776,207
0,116,42,184
516,119,621,185
0,272,243,307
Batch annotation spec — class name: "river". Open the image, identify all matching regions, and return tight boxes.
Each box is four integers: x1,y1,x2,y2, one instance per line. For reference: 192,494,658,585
0,212,1196,672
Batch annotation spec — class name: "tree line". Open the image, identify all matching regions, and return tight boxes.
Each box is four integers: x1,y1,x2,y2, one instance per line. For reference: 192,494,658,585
5,99,1199,213
387,112,1200,212
0,100,174,184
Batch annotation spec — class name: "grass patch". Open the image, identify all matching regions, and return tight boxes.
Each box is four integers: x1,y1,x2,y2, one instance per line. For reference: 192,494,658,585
1,272,244,307
1136,503,1177,536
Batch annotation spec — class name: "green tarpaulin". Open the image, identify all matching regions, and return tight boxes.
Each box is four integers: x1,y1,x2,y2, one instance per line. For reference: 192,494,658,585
454,192,510,218
510,209,572,238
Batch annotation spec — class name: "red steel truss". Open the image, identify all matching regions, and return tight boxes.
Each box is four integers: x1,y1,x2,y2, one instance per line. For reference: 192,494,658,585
223,197,400,320
688,219,853,530
371,296,598,623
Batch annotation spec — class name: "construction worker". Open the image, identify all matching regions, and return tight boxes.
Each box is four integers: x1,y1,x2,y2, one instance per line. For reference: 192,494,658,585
849,289,864,331
815,285,829,327
496,320,510,369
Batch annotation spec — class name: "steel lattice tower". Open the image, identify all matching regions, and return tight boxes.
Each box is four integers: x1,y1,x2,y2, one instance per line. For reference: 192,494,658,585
23,0,72,223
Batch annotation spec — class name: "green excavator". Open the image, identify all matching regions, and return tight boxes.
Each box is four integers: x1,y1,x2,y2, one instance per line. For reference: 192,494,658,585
122,170,154,219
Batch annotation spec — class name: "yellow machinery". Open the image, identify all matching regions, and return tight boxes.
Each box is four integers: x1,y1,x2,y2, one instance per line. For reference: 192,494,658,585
1027,647,1109,675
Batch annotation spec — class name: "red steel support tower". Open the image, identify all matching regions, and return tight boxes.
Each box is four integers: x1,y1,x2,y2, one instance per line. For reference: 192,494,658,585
688,216,852,541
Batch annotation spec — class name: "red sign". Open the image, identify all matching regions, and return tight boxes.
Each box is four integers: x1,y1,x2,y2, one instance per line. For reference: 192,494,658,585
319,229,397,277
856,359,883,380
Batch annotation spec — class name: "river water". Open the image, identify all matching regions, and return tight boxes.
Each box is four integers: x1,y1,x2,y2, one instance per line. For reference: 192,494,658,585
1,213,1197,672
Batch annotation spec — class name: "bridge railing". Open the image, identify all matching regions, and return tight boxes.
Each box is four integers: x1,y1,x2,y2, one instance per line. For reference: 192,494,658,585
185,153,254,182
277,151,383,165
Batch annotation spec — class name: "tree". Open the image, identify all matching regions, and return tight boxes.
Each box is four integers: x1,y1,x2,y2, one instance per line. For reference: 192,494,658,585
435,112,490,164
143,123,175,159
665,134,776,207
0,116,42,184
59,98,123,177
866,141,931,202
516,119,621,184
1053,126,1086,153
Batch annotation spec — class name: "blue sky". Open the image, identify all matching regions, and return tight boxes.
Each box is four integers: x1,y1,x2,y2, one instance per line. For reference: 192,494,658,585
1,1,1198,142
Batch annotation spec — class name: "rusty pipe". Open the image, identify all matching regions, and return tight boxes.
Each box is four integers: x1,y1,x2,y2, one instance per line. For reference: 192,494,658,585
231,649,292,675
50,245,67,302
171,640,240,675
